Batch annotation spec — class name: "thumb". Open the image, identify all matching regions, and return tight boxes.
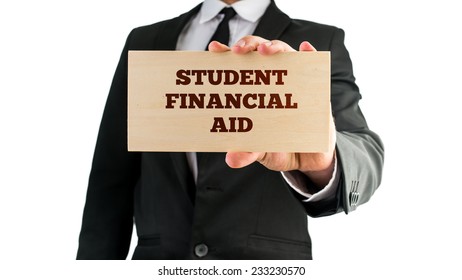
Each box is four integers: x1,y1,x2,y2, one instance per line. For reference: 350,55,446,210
208,41,231,52
299,41,316,52
225,152,264,168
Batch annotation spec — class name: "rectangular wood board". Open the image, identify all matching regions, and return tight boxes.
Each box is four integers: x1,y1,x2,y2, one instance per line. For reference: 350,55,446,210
128,51,330,152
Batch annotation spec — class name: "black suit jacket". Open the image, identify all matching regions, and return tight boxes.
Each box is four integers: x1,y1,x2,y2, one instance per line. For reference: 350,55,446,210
77,1,384,260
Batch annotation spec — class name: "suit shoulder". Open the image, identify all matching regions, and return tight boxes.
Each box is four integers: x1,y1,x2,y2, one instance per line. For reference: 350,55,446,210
125,18,175,49
282,18,344,49
125,4,201,50
290,18,342,34
130,19,171,38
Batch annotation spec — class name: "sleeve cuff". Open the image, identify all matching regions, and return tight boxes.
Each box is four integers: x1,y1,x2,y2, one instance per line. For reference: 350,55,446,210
281,155,341,203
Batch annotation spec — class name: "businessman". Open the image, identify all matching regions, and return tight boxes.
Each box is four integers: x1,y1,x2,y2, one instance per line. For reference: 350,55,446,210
77,0,384,259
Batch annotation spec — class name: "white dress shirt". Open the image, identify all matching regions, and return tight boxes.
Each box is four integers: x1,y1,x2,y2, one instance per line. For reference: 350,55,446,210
176,0,339,202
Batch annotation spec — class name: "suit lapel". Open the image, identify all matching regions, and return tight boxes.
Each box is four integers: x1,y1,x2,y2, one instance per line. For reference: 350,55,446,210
252,1,291,40
170,152,196,204
154,3,202,50
155,4,203,204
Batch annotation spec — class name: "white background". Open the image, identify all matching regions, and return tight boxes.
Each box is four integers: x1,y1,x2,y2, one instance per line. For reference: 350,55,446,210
1,0,461,279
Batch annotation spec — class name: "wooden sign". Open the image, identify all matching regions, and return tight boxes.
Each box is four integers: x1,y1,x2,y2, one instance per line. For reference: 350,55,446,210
128,51,330,152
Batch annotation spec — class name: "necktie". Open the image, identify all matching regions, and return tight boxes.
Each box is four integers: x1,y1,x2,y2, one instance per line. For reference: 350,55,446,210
195,8,236,194
206,7,237,48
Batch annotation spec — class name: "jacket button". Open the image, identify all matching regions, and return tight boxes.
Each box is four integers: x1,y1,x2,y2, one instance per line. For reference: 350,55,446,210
194,243,209,258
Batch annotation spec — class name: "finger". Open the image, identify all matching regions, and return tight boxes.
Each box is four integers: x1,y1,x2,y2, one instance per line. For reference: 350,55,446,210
231,35,268,54
299,41,317,52
207,41,231,52
257,40,296,55
225,152,264,168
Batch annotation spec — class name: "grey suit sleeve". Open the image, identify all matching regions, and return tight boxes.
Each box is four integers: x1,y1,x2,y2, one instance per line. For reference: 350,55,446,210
336,131,384,213
302,28,384,217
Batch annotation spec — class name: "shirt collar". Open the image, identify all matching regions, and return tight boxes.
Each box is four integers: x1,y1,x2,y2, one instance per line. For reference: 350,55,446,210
199,0,271,23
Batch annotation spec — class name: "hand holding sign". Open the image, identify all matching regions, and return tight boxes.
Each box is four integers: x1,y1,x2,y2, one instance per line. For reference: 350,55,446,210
209,36,336,188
